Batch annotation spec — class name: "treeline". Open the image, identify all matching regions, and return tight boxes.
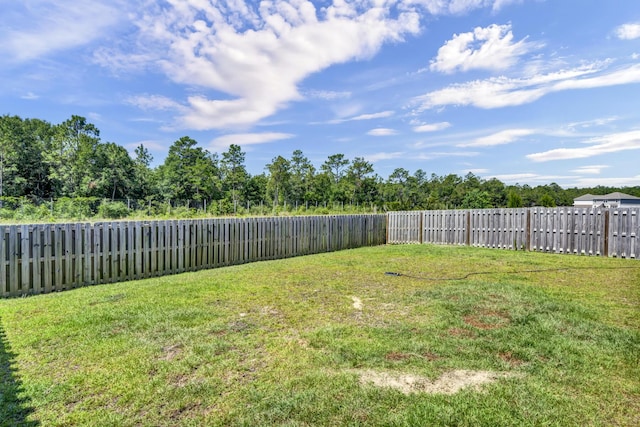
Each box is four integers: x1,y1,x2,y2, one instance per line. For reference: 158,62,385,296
1,114,638,219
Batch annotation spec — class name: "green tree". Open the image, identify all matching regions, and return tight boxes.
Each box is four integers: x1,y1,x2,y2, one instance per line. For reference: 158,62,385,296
96,142,136,200
384,168,411,210
507,190,523,208
221,144,249,212
132,144,154,200
321,154,349,203
461,189,492,209
345,157,375,205
0,115,22,198
158,136,219,202
538,193,556,207
47,115,101,197
266,155,291,207
289,150,316,207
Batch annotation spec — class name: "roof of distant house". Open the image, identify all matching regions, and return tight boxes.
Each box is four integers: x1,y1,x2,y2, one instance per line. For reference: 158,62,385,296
573,192,640,201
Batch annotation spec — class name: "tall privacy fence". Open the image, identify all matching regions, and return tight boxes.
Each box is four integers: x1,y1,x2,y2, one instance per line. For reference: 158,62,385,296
387,207,638,259
1,215,385,297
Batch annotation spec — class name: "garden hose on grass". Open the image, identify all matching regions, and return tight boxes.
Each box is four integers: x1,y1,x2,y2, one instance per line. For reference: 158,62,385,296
384,265,640,281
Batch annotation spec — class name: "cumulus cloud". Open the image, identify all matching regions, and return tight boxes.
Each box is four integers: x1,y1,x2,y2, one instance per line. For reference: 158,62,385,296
458,128,535,147
367,128,398,136
413,122,451,132
615,23,640,40
123,1,422,130
527,130,640,162
430,24,538,73
210,132,295,150
413,61,640,111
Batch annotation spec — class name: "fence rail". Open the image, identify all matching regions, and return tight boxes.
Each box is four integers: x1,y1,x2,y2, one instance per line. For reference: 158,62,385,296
1,215,386,297
388,207,639,259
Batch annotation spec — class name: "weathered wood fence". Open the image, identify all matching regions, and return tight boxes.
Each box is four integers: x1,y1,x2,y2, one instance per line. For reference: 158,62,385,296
1,215,385,297
387,207,639,259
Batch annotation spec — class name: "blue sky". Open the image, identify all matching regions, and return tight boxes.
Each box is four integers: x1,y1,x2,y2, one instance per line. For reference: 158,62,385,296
2,0,640,187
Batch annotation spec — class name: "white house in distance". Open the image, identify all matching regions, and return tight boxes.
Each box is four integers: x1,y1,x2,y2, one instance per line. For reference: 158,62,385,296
573,192,640,208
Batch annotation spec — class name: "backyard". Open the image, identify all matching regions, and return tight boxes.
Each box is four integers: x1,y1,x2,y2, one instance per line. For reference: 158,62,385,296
1,244,639,426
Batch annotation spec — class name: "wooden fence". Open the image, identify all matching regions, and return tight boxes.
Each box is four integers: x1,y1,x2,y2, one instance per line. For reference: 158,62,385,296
1,215,385,297
387,207,639,259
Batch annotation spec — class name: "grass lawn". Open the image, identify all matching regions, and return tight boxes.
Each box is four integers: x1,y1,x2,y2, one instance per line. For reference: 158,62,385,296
1,244,639,426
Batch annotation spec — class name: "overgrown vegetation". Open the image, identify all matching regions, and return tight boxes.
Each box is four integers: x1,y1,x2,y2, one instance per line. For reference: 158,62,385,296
1,245,638,426
2,114,639,220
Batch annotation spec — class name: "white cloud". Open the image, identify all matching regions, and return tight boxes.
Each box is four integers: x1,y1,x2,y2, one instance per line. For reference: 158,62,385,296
0,0,124,63
571,175,640,187
464,168,490,174
413,122,451,132
367,128,398,136
490,173,577,184
126,94,187,112
458,128,535,147
20,92,39,100
364,151,405,162
571,165,609,175
124,1,421,130
305,90,352,100
329,110,395,124
565,117,619,130
616,23,640,40
527,130,640,162
415,151,480,160
403,0,509,15
430,24,539,73
210,132,294,150
414,61,640,111
491,0,523,11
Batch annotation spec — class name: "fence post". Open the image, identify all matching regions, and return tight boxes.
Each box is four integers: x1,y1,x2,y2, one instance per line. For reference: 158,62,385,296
466,211,471,246
419,212,424,244
526,209,531,251
604,210,610,257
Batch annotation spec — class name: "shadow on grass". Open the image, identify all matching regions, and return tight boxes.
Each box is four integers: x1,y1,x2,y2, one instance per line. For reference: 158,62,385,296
0,320,39,426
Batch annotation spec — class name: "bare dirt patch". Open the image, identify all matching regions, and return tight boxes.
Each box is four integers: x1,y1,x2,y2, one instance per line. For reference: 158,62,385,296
463,309,511,330
385,351,412,361
357,369,519,395
498,351,526,366
160,344,183,361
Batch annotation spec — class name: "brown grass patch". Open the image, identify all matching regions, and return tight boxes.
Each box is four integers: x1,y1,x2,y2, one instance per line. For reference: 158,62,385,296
498,351,526,366
463,309,511,330
385,351,412,361
357,369,520,395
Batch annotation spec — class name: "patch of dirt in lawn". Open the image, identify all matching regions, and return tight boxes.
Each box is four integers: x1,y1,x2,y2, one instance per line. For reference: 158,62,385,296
357,369,519,395
385,351,412,361
498,351,526,366
463,309,511,330
160,344,183,361
351,296,363,310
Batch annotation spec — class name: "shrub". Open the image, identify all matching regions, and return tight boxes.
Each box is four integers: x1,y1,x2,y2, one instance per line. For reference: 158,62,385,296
97,200,129,219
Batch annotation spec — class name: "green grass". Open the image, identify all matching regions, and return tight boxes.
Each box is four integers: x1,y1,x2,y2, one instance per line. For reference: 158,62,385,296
1,245,639,426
